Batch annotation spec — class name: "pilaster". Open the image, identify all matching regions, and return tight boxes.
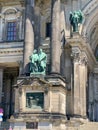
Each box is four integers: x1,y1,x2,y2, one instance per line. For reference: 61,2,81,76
71,50,88,117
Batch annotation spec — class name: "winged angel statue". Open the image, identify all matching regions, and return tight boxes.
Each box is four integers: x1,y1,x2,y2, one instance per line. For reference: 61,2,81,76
69,10,83,32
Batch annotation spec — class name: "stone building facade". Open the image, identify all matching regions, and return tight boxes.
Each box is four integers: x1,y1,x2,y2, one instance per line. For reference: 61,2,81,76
0,0,98,129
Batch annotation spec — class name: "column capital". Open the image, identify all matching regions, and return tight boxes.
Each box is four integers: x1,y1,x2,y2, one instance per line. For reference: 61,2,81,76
79,53,88,65
71,51,88,65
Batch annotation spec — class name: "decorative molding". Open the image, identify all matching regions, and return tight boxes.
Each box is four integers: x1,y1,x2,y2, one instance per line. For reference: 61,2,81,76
71,48,80,62
0,49,23,55
2,7,18,14
0,0,24,7
0,7,22,21
71,51,80,62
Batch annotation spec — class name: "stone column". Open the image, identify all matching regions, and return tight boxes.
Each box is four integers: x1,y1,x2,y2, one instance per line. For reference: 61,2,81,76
23,0,35,73
34,7,40,49
0,69,3,103
72,51,87,117
51,0,61,73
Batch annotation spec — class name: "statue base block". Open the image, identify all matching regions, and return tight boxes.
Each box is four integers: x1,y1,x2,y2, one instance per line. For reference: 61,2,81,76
9,74,67,130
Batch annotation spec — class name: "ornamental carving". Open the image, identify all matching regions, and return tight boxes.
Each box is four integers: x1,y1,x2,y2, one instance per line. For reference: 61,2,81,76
71,51,88,65
35,0,51,15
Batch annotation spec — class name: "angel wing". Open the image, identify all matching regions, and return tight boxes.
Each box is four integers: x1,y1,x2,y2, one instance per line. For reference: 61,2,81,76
78,10,83,24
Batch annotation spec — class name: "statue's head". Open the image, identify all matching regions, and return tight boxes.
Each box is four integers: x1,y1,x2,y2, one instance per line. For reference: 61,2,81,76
39,48,43,54
33,49,37,54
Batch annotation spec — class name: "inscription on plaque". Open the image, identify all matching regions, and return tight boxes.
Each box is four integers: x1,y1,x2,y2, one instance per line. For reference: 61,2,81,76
26,92,44,109
26,122,38,129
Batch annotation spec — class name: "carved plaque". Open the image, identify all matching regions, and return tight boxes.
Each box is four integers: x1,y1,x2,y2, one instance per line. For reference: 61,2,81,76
26,92,44,109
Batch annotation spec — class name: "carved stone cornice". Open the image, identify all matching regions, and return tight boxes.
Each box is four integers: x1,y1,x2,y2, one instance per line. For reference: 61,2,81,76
0,42,23,56
0,0,24,6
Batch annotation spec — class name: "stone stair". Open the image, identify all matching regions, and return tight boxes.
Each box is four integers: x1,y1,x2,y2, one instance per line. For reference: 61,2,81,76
79,122,98,130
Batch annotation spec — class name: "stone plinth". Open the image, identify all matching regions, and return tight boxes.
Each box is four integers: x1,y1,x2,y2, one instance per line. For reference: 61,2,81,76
9,74,66,130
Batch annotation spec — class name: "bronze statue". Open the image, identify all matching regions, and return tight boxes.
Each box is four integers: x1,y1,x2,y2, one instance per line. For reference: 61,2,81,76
29,49,39,73
69,10,83,32
38,48,47,73
29,48,47,75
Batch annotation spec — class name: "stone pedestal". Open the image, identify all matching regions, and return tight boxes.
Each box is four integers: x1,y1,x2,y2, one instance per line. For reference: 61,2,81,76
9,75,66,130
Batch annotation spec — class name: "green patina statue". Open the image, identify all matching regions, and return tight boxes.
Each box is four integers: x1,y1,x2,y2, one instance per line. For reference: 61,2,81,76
69,10,83,32
29,48,47,75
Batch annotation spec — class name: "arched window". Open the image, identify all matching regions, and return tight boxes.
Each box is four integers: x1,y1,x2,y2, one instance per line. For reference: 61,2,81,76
1,7,23,42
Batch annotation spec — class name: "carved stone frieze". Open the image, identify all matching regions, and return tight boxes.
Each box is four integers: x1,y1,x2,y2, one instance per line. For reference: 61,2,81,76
35,0,51,15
